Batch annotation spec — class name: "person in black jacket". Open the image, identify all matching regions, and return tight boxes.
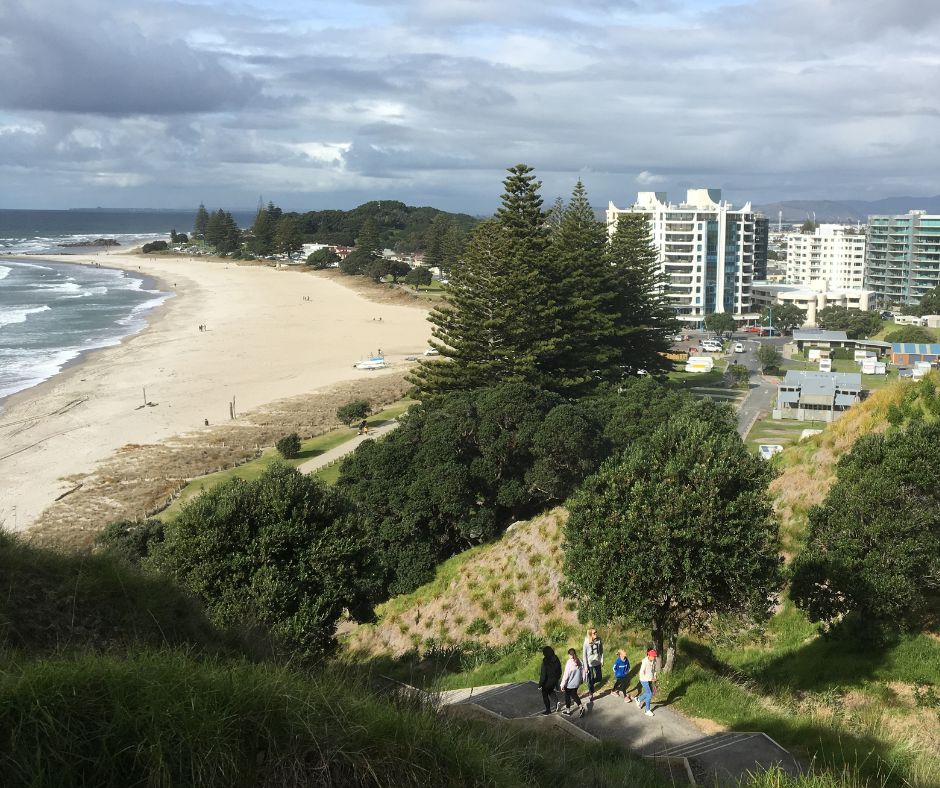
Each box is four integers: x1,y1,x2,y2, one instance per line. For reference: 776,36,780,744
538,646,562,714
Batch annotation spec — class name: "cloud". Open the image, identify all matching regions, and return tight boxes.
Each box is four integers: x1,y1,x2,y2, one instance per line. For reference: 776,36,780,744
2,0,940,211
636,171,664,185
0,0,261,115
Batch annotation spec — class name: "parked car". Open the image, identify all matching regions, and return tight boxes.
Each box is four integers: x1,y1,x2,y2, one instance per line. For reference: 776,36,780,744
734,342,745,353
758,327,780,337
423,348,440,356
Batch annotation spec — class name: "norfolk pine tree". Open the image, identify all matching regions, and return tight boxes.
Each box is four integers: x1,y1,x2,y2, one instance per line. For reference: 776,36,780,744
563,401,782,672
544,181,618,394
412,164,559,396
193,203,209,241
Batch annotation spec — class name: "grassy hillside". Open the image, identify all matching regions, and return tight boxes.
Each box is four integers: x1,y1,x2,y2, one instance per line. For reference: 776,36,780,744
343,377,940,787
0,530,670,788
346,509,577,657
771,373,940,555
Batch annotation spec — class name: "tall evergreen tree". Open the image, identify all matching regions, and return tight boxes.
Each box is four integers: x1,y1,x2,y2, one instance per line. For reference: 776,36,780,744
545,181,617,393
275,216,304,260
441,221,464,276
545,196,565,237
193,204,209,241
204,209,224,248
356,218,381,257
251,203,278,256
411,164,559,396
423,214,448,270
605,213,676,374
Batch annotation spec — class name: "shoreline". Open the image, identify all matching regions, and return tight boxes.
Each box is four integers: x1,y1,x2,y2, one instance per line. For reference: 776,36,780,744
0,251,431,534
0,255,176,412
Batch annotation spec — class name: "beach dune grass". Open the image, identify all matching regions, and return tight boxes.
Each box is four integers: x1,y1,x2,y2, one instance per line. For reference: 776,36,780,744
161,399,415,517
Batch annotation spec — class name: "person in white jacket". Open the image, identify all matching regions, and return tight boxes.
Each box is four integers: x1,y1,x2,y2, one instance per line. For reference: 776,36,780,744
634,648,658,717
560,648,586,718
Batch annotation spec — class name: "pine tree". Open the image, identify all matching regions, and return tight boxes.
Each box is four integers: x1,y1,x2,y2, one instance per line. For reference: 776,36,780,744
275,216,304,260
545,196,565,237
193,204,209,241
441,221,464,276
412,164,559,396
251,204,277,256
204,209,224,248
356,218,381,257
423,215,447,270
545,181,618,393
605,213,676,374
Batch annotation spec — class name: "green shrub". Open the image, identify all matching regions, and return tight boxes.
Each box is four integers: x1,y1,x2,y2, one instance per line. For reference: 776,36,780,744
141,240,168,254
275,433,301,459
465,618,491,636
829,347,855,360
151,462,378,660
95,518,165,564
336,399,371,424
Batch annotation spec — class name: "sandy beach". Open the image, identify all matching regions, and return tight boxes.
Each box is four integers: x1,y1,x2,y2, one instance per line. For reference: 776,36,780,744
0,253,431,534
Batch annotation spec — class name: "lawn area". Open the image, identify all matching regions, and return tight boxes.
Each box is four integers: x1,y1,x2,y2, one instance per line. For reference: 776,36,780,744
745,414,828,454
666,357,729,390
160,399,415,517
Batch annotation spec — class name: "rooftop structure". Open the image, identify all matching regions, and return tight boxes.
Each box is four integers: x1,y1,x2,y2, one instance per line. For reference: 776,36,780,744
890,343,940,365
607,189,765,326
775,370,863,422
751,282,874,326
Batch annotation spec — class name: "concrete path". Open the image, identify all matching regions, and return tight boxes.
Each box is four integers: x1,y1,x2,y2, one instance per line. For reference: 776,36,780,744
295,420,400,474
439,680,801,785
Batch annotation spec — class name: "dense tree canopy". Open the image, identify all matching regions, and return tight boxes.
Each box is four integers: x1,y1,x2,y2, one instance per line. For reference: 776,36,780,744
193,204,208,240
411,165,675,398
204,209,241,255
338,379,692,596
404,266,433,290
306,247,339,268
295,200,477,253
704,312,736,335
151,463,377,660
563,401,782,671
901,285,940,317
791,418,940,635
275,216,304,260
816,306,882,339
761,303,806,333
884,325,933,344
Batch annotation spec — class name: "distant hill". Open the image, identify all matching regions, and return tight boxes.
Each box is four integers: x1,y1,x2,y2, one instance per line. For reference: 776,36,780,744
756,196,940,223
291,200,479,253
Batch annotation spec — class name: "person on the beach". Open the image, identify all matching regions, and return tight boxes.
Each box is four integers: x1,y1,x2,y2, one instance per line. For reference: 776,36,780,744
537,646,562,715
634,648,658,717
582,627,603,701
560,648,586,718
612,649,631,700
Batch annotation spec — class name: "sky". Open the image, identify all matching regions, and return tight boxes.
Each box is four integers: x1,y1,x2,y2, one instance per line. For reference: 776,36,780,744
1,0,939,213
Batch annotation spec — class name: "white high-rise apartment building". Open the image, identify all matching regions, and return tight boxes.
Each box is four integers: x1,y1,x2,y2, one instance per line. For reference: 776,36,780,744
606,189,763,325
785,224,866,289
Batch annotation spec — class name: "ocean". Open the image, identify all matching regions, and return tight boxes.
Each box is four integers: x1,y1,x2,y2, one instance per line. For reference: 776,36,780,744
0,209,260,408
0,208,256,256
0,259,172,404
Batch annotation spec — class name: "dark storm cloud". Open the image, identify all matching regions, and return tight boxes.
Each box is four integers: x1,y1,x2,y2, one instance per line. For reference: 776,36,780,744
0,0,261,115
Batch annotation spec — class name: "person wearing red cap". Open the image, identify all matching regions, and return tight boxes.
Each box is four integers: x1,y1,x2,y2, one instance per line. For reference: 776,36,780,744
634,648,658,717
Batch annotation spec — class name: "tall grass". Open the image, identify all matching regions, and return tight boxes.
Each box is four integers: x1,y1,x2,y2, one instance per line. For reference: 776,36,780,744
0,650,670,788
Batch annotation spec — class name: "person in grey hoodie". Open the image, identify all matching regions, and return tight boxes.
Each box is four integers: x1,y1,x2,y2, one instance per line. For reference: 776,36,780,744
582,628,604,701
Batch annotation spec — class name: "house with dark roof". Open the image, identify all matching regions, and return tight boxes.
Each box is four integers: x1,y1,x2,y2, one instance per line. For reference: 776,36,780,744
774,370,863,422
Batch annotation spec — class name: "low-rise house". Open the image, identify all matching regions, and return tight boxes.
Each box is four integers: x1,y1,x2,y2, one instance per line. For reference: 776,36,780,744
891,343,940,366
791,329,891,358
774,370,863,422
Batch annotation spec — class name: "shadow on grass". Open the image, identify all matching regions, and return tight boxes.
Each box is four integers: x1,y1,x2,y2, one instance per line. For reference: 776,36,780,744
681,634,896,695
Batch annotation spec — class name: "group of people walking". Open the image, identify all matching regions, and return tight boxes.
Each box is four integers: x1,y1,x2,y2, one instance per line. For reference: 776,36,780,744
537,628,659,719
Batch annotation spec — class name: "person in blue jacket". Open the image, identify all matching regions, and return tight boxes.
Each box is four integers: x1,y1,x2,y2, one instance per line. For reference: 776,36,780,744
612,649,631,700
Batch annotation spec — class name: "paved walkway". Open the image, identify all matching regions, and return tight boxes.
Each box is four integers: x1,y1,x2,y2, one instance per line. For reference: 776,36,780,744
439,681,801,785
295,420,400,474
